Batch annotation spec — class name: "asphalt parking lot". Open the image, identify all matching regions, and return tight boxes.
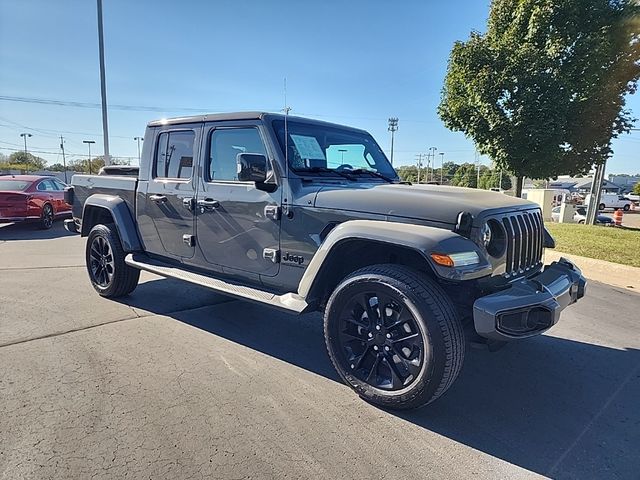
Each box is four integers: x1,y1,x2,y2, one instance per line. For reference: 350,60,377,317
1,221,639,479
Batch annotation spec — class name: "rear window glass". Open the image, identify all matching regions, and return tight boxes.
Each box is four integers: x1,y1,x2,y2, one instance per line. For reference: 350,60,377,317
154,130,195,179
0,180,30,191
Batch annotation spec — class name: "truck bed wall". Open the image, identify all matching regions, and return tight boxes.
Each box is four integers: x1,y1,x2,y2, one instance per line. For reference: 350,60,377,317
71,174,138,221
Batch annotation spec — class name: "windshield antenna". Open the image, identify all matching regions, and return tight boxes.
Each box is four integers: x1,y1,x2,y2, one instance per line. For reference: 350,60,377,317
282,77,292,216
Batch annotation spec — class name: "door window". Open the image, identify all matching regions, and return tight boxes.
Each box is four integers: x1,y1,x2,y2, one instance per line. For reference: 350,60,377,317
154,131,195,180
36,179,57,191
208,128,266,182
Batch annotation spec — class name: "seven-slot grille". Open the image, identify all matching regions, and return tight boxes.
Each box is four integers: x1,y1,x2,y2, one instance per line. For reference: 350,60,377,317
501,209,544,277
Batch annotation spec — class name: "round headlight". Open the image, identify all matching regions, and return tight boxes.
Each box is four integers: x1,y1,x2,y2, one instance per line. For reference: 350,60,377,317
484,219,507,257
480,222,492,247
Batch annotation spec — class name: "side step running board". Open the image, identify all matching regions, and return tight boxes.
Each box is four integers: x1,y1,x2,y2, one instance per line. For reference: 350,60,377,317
125,253,308,313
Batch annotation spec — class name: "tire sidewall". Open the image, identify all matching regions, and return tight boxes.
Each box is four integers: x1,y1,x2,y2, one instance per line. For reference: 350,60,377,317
325,272,446,407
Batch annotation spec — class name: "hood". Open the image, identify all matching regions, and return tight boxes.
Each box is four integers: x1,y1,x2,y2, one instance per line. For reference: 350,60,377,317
313,183,535,226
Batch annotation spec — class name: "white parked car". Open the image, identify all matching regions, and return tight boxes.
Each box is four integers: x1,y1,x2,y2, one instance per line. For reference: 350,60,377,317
585,193,632,211
551,206,614,225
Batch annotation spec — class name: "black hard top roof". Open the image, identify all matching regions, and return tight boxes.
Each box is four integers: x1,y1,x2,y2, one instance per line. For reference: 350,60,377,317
147,111,367,133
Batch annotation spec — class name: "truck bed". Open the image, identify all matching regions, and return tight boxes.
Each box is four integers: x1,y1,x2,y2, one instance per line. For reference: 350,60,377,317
71,174,138,220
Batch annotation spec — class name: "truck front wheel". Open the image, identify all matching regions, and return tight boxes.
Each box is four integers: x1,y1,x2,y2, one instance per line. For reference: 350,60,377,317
324,264,465,410
86,224,140,297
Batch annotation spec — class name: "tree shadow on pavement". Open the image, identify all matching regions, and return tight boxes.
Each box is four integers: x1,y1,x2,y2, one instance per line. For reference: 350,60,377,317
0,220,75,241
123,278,640,479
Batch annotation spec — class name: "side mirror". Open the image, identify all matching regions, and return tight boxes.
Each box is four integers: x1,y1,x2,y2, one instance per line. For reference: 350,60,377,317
237,153,267,183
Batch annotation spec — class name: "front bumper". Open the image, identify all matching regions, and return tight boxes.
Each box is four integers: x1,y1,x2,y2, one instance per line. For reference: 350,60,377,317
473,258,586,341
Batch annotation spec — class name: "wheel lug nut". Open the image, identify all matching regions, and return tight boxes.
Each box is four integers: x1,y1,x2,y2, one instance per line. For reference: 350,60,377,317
368,333,373,338
350,364,355,369
386,333,391,339
384,346,390,352
375,325,381,331
373,345,379,351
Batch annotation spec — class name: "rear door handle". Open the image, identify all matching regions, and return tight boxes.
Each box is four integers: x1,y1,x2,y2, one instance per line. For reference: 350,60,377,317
149,194,167,203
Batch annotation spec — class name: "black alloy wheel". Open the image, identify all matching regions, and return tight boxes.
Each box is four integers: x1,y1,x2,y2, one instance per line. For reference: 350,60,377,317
89,235,115,288
337,290,424,391
40,204,54,229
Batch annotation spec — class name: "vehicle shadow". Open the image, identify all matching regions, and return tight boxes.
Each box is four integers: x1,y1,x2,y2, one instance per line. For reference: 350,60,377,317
121,278,640,479
0,220,75,241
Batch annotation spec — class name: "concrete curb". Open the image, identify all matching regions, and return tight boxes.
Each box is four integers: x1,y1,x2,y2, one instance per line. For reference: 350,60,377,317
545,250,639,291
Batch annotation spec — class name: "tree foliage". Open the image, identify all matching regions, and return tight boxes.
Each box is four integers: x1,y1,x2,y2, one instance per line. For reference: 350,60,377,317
439,0,640,191
633,181,640,195
0,151,47,171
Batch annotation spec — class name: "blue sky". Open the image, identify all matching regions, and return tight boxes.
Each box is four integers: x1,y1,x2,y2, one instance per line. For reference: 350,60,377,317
1,0,638,174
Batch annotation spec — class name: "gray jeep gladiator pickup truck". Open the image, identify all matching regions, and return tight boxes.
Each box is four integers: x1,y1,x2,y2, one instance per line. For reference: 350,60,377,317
65,112,586,409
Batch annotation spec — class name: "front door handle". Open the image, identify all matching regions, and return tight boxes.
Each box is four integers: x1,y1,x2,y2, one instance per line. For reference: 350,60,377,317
197,199,220,211
149,194,167,203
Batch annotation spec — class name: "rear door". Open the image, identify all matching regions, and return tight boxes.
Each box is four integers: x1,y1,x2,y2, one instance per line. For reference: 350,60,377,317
138,125,199,259
194,122,281,277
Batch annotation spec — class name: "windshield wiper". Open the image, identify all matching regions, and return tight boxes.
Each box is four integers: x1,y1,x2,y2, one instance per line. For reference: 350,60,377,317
301,167,357,181
346,169,395,183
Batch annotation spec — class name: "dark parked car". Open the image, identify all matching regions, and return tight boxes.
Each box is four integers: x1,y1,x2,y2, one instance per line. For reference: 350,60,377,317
66,112,586,410
0,175,71,229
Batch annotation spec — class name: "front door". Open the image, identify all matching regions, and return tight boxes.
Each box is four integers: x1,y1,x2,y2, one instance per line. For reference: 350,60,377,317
138,126,198,259
195,124,280,277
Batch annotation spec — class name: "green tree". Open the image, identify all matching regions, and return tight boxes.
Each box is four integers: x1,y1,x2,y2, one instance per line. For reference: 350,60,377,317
48,163,67,172
439,0,640,196
451,163,479,188
0,151,47,171
633,182,640,195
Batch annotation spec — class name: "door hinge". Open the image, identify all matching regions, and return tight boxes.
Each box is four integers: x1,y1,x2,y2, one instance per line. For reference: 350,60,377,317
183,234,195,247
263,248,280,263
182,197,195,212
264,205,281,221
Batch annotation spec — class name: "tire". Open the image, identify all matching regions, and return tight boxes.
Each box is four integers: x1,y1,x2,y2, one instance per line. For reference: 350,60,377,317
39,204,54,229
86,223,140,297
599,203,606,211
623,204,630,211
324,264,465,410
578,220,585,224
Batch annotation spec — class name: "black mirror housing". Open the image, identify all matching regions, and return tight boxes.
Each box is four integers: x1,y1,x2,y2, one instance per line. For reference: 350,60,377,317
237,153,268,183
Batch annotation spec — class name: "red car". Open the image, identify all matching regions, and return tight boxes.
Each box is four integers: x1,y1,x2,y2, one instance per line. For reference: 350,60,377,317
0,175,72,229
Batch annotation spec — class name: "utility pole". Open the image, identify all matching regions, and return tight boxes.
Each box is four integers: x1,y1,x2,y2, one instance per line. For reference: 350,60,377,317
83,140,96,175
475,150,481,188
96,0,111,165
60,136,68,183
439,152,444,184
415,153,424,183
388,117,398,165
428,147,437,182
134,136,143,163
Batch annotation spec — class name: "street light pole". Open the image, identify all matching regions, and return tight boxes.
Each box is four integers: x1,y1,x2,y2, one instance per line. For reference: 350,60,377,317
96,0,111,165
388,117,398,165
83,140,96,175
338,148,347,165
20,133,32,153
439,152,444,184
134,136,143,163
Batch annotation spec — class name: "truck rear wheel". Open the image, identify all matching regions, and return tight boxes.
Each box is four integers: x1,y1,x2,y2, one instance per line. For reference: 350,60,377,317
86,223,140,297
324,264,465,410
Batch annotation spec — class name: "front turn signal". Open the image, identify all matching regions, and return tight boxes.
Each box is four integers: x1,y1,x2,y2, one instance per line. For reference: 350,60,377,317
430,251,480,268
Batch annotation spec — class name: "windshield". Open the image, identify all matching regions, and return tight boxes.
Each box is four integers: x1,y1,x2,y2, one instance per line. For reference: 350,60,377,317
272,120,397,179
0,179,31,191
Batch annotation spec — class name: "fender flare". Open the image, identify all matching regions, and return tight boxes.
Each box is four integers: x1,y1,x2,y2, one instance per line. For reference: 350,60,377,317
297,220,492,298
81,194,142,252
